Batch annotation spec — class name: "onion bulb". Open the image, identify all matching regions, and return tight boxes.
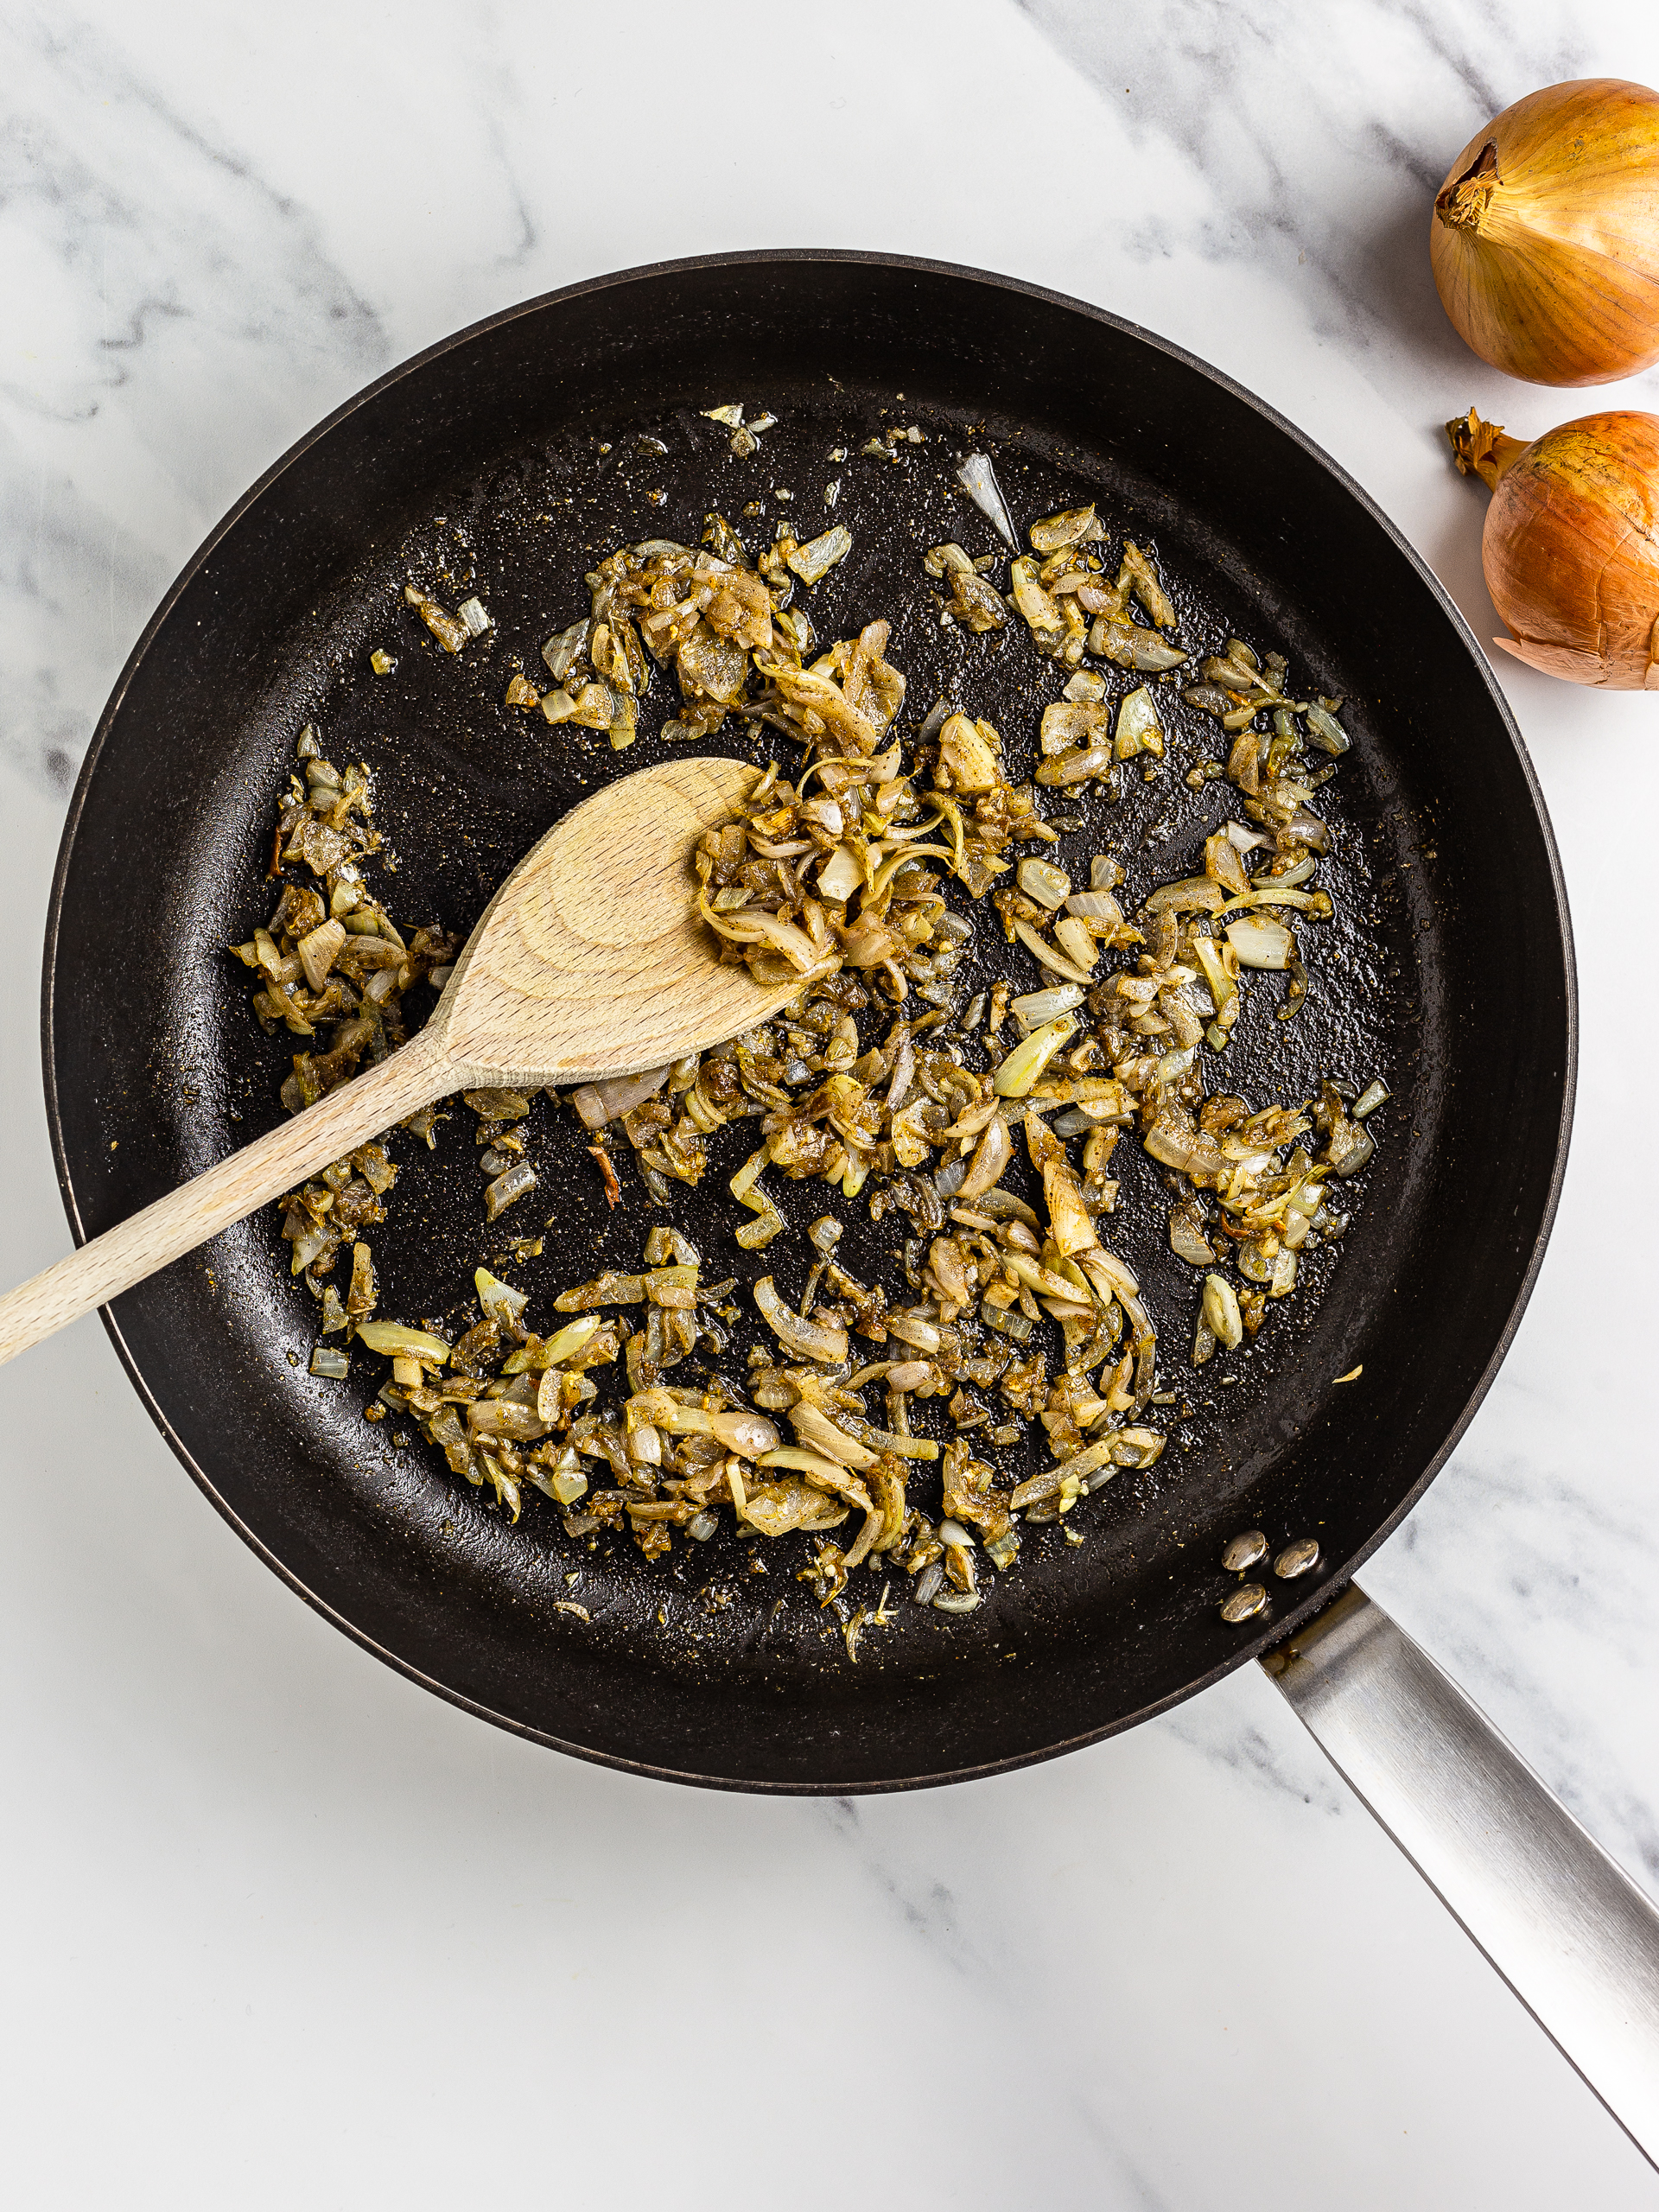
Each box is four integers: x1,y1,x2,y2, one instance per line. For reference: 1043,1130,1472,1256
1431,79,1659,385
1448,407,1659,688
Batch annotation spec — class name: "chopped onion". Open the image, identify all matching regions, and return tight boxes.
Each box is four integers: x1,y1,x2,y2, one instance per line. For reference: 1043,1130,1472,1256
474,1268,528,1325
1090,620,1187,671
1353,1079,1389,1119
1077,1246,1139,1301
532,1309,597,1362
816,842,865,900
404,584,469,653
786,525,853,583
1017,858,1071,907
731,1149,785,1250
1030,504,1098,554
1010,1437,1116,1510
1328,1122,1376,1178
297,918,346,992
937,713,1001,793
1051,917,1099,974
1011,984,1084,1025
757,1448,871,1510
646,1401,713,1437
238,437,1387,1599
468,1400,547,1443
354,1321,451,1365
1304,702,1350,753
740,1477,849,1537
791,1402,879,1470
912,1561,945,1605
887,1313,942,1351
1009,557,1061,638
753,1275,848,1363
956,452,1017,548
1225,916,1294,969
1002,1250,1096,1304
1039,702,1110,755
1144,876,1224,915
1034,743,1114,787
571,1065,671,1130
709,1408,779,1456
1064,891,1122,923
543,620,588,681
933,1154,969,1199
1202,1273,1244,1350
1114,685,1164,759
484,1162,537,1218
554,1271,645,1310
1012,918,1093,986
866,1429,938,1461
1190,936,1238,1014
994,1016,1077,1096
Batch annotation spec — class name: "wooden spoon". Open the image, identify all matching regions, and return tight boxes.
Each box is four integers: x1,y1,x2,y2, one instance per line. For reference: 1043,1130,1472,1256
0,755,794,1366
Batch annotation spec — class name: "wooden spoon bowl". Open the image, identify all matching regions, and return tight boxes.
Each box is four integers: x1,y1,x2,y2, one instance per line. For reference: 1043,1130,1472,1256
438,753,794,1084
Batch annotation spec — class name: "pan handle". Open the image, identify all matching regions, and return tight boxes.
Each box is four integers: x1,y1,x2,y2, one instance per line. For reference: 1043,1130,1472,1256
1262,1585,1659,2169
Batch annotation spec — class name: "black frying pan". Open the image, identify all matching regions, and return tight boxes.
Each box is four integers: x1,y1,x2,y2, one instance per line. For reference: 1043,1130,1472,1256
44,251,1573,1794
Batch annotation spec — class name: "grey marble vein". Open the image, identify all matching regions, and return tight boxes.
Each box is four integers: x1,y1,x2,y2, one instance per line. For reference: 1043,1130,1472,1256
1018,0,1597,395
0,5,389,791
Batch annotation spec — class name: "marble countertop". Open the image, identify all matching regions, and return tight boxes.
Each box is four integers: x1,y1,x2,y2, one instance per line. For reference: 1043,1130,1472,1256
4,3,1658,2203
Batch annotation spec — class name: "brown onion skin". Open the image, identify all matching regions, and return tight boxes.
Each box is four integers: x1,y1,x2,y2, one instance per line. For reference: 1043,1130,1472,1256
1432,79,1659,386
1479,412,1659,689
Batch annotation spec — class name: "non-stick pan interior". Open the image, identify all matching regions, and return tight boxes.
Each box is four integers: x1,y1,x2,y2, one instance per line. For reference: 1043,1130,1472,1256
47,256,1572,1789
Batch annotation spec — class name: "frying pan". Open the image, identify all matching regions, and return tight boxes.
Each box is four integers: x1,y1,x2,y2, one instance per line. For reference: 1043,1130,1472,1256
42,252,1659,2152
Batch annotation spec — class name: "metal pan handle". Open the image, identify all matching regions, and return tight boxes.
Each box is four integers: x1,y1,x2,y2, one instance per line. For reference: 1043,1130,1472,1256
1263,1585,1659,2168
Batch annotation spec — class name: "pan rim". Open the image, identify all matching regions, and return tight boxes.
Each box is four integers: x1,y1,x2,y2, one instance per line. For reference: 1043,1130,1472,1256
41,247,1578,1793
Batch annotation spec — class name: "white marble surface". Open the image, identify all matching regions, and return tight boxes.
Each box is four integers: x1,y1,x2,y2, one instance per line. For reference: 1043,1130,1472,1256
3,2,1658,2203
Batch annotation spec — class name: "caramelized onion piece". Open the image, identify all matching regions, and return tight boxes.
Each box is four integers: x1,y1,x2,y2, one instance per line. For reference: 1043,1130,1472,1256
753,1276,849,1364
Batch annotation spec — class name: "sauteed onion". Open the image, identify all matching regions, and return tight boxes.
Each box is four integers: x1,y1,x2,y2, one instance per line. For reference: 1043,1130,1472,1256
230,434,1389,1639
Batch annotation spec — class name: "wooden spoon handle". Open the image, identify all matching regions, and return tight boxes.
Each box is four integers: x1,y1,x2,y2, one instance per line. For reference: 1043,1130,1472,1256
0,1028,453,1368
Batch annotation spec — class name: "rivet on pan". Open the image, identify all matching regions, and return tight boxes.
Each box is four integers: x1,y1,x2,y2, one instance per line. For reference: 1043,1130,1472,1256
1220,1582,1268,1624
1222,1529,1268,1573
1274,1539,1320,1580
